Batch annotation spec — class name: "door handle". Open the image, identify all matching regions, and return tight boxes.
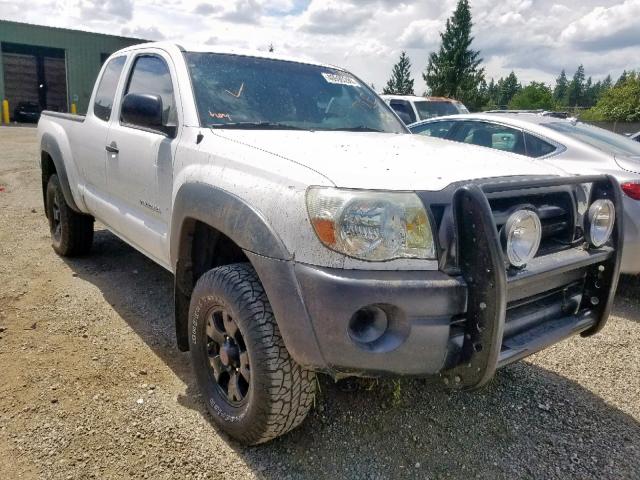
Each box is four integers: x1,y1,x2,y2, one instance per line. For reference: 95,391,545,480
105,143,119,154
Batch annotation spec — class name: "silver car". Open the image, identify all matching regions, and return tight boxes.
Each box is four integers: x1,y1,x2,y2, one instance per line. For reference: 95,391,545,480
409,113,640,274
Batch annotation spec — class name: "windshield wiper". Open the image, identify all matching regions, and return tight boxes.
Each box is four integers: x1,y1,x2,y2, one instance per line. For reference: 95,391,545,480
209,121,303,130
322,126,385,132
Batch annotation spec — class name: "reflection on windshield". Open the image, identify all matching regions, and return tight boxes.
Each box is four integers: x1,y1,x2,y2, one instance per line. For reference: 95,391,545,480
547,122,640,157
185,52,406,133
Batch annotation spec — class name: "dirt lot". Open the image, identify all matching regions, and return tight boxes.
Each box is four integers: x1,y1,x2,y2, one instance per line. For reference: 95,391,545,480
1,126,639,479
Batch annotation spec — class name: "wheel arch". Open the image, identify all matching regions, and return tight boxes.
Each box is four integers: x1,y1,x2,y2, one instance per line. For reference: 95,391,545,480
171,182,292,351
40,132,81,214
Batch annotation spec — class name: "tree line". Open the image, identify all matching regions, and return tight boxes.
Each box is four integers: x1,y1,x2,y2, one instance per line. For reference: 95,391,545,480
382,0,640,122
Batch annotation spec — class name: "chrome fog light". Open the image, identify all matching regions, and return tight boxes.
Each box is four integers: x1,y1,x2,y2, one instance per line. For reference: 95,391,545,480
586,199,615,248
504,210,542,267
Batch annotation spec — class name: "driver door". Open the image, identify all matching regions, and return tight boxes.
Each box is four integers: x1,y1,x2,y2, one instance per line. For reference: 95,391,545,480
103,51,180,267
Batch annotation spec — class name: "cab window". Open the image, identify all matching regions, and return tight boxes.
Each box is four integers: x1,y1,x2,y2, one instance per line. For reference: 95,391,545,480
124,55,177,126
451,121,526,155
388,100,416,124
93,56,126,122
410,121,455,139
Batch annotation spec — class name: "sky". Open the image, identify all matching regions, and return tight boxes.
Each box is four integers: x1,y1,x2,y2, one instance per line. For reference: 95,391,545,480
1,0,639,92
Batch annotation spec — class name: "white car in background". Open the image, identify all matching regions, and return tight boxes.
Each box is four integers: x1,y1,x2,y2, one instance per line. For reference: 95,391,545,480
380,94,469,125
409,112,640,274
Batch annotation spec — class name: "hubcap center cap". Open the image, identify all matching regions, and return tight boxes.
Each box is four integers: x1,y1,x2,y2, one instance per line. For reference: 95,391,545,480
220,339,240,367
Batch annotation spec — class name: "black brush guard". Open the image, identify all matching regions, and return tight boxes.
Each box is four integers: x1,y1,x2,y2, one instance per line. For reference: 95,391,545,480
441,175,623,390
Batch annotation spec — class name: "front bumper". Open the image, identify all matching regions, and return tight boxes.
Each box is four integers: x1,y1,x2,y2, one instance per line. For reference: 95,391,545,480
248,175,623,387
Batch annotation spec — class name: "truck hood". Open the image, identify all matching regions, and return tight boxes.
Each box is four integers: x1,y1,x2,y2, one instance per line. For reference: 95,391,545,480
210,130,569,190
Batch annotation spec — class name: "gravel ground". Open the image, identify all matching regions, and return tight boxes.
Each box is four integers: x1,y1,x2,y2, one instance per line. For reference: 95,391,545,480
1,126,639,479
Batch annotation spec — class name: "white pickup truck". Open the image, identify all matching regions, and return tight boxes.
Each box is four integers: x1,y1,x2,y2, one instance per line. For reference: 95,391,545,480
38,42,623,445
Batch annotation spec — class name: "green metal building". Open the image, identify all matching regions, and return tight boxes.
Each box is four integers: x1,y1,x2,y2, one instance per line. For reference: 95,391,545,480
0,20,144,120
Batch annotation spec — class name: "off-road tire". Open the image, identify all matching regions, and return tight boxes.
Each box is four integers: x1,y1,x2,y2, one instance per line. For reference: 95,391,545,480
188,263,316,445
45,174,94,256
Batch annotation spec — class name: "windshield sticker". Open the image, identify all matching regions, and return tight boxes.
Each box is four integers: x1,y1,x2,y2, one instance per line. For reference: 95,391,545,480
209,111,232,121
321,72,360,87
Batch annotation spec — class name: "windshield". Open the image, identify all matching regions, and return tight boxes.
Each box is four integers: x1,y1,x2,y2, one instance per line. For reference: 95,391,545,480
414,101,467,120
185,52,406,133
546,122,640,157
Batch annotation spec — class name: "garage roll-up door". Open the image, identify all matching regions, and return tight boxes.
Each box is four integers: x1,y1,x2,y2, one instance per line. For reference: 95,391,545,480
3,52,39,106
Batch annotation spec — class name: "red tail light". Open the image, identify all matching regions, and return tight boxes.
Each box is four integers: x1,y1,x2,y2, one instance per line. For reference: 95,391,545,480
622,182,640,200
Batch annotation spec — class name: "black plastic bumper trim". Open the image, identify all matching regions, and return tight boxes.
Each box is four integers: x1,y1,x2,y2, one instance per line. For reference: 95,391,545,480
499,312,596,367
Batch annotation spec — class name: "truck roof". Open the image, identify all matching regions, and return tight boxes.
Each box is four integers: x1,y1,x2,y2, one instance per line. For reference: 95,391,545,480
115,41,337,70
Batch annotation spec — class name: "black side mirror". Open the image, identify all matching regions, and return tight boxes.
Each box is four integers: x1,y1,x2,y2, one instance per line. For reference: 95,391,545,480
121,93,164,131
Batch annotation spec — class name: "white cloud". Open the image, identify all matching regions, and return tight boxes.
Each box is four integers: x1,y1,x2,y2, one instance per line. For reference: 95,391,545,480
298,1,373,34
221,0,263,24
398,19,442,49
560,0,640,51
79,0,134,21
0,0,638,91
121,25,166,40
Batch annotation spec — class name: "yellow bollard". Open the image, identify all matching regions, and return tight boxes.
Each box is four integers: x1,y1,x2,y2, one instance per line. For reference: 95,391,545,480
2,100,9,125
71,103,77,115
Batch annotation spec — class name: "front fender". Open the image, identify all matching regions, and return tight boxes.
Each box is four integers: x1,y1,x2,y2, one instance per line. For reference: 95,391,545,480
170,182,298,353
169,182,292,266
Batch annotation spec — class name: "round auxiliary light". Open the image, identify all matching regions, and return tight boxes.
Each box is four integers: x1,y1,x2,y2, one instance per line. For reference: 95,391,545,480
504,209,542,267
586,199,615,248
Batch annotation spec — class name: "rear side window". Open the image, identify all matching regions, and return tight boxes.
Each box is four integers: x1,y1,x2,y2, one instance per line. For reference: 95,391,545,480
525,133,557,158
411,121,455,139
451,121,526,156
94,56,126,122
389,100,416,124
414,101,461,120
125,55,176,126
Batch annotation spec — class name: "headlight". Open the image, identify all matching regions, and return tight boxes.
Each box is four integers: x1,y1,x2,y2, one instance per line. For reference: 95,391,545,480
503,209,542,267
586,199,615,247
306,187,435,261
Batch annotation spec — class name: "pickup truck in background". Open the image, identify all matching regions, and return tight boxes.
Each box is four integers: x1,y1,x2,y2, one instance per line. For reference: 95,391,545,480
380,94,469,125
38,42,623,445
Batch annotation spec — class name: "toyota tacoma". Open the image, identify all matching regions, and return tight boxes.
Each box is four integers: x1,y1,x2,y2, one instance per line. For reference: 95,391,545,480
37,42,622,445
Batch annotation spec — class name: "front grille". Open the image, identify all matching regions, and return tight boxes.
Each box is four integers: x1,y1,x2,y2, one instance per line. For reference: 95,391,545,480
488,190,576,257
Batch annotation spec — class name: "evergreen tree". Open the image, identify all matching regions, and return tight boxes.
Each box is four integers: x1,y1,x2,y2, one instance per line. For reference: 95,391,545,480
497,71,521,107
567,65,585,107
583,76,594,107
486,78,499,108
616,70,628,87
382,51,415,95
601,74,613,91
423,0,484,107
475,78,490,110
553,70,569,106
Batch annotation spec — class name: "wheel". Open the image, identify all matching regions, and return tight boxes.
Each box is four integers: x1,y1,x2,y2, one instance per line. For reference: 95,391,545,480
45,174,93,256
188,263,316,445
